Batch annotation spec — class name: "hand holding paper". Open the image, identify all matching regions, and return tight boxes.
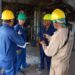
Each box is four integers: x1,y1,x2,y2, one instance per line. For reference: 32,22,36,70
17,42,30,48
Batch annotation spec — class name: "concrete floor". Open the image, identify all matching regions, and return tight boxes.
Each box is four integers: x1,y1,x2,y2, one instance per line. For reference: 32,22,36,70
22,45,75,75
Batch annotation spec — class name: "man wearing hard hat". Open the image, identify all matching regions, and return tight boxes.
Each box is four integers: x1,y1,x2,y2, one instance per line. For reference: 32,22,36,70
0,10,26,75
38,14,56,70
14,12,30,73
40,9,74,75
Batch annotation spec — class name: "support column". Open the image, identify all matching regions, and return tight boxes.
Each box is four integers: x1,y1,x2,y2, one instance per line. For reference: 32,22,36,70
34,8,37,36
34,7,41,40
36,7,40,40
33,7,38,42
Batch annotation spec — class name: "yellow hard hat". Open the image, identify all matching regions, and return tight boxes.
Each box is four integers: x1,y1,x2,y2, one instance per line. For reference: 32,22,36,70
51,9,65,20
1,10,15,20
43,14,51,20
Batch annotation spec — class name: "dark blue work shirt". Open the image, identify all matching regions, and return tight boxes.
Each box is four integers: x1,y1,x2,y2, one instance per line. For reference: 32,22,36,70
39,24,56,45
14,24,27,50
0,24,25,61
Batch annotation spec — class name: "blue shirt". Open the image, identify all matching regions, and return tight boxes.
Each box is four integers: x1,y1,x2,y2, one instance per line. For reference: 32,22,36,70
0,24,25,61
39,24,56,45
14,24,27,49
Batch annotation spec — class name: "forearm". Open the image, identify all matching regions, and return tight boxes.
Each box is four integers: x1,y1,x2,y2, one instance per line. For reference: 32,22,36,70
41,38,59,57
42,44,51,56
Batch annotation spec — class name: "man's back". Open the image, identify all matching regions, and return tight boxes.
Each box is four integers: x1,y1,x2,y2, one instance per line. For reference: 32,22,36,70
0,25,17,61
51,28,74,65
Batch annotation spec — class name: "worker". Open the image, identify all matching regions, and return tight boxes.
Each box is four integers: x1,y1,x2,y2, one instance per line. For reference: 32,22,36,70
14,12,29,73
40,9,74,75
38,14,56,70
0,10,26,75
